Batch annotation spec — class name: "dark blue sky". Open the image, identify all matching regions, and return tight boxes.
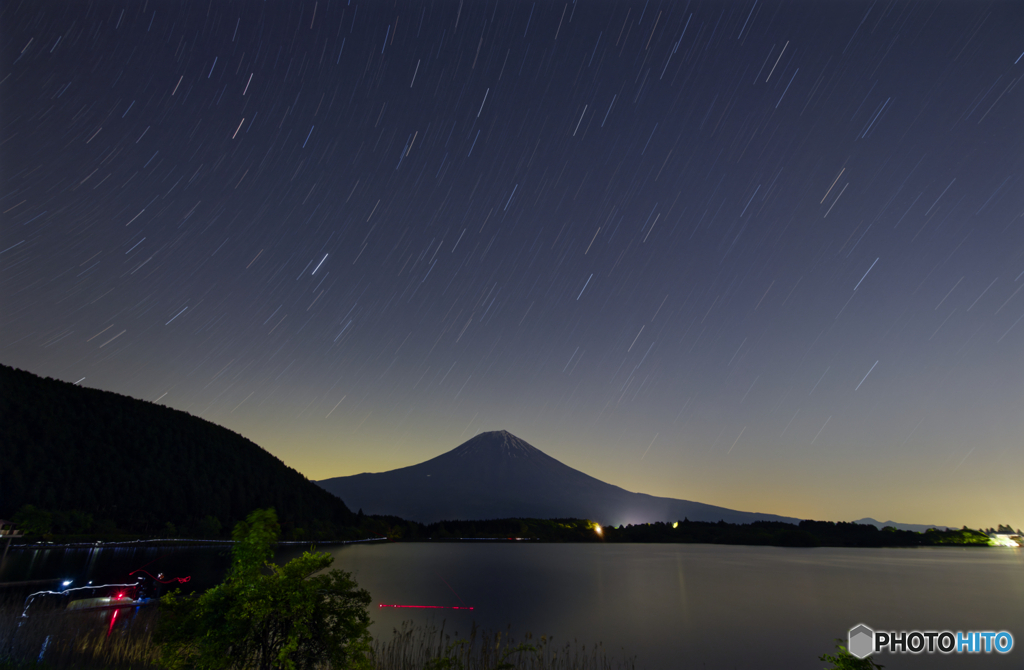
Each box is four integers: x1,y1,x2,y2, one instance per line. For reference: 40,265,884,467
2,0,1022,529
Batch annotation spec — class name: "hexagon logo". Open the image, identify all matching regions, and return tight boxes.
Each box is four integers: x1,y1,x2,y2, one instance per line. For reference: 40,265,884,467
848,624,874,659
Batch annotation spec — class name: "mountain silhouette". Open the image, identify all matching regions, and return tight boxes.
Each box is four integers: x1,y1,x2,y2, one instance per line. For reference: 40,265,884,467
851,517,947,533
0,364,355,535
318,430,800,526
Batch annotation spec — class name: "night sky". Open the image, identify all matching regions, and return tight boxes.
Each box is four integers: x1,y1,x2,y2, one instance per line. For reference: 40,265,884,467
3,0,1022,530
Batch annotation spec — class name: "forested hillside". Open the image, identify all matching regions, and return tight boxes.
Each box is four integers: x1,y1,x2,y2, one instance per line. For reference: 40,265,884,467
0,364,355,538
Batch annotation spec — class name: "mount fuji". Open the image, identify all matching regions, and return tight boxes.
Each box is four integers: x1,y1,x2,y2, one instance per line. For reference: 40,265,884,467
318,430,801,526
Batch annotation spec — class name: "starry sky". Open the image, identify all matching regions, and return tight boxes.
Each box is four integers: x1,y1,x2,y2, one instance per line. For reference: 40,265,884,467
2,0,1022,530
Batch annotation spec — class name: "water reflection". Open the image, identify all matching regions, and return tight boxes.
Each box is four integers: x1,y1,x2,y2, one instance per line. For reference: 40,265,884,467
315,543,1023,670
3,542,1021,669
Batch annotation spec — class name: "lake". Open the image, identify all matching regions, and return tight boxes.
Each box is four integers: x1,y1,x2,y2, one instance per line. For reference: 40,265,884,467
3,542,1022,669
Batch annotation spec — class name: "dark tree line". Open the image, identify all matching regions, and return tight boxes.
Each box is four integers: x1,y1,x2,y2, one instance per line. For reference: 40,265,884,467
1,364,356,539
597,519,993,547
352,516,994,547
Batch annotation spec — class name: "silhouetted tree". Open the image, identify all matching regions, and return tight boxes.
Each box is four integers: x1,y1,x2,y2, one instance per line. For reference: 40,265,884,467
158,509,372,670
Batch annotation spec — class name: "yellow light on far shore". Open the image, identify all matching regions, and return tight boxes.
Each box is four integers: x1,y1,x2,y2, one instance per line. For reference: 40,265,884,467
672,522,678,528
594,524,602,535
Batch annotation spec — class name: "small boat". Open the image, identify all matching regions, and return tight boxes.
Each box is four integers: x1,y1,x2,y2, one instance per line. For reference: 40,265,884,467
64,593,147,612
22,570,187,617
22,583,143,617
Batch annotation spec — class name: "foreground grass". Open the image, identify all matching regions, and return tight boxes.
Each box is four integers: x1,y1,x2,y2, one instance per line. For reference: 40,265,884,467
0,599,636,670
0,599,161,669
375,622,635,670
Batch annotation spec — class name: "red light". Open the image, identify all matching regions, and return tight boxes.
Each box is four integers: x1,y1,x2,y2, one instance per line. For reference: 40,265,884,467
107,607,119,637
128,568,191,584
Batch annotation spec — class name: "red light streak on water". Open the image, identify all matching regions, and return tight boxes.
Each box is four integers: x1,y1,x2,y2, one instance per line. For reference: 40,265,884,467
107,607,119,637
378,604,474,610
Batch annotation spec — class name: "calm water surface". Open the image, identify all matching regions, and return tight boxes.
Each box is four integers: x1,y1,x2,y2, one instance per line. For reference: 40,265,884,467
3,542,1022,669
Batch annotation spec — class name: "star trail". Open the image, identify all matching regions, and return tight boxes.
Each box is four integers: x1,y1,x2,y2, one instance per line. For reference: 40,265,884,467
2,0,1022,529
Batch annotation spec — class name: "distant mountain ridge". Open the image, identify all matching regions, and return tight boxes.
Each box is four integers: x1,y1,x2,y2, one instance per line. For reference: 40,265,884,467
851,517,948,533
319,430,803,526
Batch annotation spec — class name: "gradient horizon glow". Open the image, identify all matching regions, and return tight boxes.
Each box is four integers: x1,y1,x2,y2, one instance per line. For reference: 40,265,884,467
2,1,1021,530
